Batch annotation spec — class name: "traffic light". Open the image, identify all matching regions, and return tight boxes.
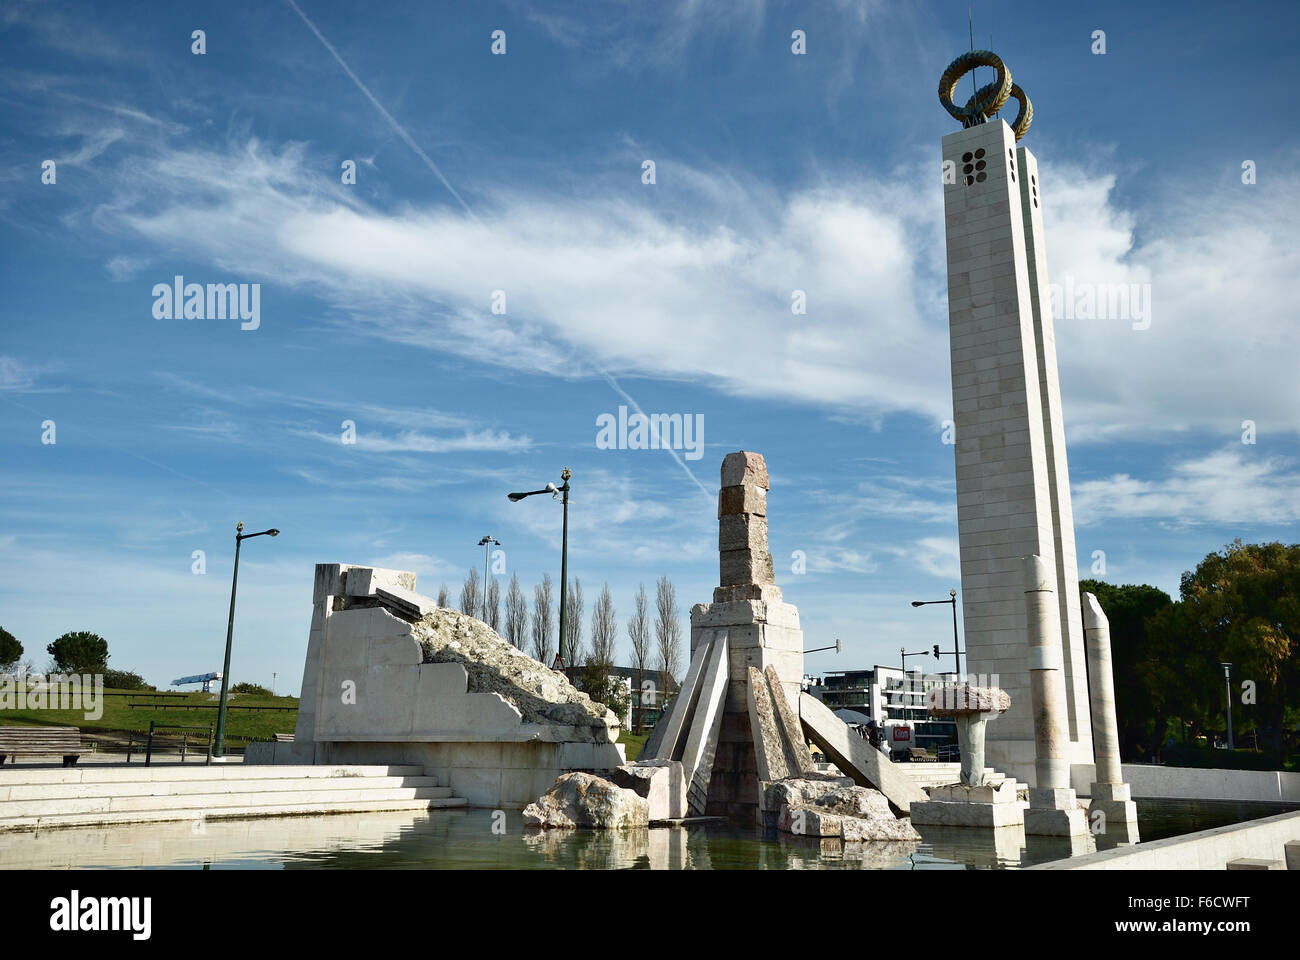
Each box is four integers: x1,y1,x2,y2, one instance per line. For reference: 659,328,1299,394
933,644,940,659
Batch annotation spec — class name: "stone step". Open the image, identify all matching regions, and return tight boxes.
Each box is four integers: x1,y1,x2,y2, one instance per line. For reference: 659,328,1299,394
0,764,426,785
0,775,443,802
0,785,458,822
0,795,466,832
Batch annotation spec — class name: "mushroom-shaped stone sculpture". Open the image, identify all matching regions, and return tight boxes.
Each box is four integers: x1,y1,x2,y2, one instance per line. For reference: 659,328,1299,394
926,683,1011,787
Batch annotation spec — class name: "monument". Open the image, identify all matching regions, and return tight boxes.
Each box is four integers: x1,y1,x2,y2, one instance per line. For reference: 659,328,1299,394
639,451,927,828
939,51,1094,785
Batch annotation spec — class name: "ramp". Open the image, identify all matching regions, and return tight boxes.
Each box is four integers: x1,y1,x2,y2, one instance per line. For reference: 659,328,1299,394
799,692,928,815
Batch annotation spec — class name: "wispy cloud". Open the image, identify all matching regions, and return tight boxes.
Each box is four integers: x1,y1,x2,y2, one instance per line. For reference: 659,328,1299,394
1072,447,1300,527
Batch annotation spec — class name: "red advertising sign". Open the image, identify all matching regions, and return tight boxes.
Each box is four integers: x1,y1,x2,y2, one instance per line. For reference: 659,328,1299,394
893,726,911,742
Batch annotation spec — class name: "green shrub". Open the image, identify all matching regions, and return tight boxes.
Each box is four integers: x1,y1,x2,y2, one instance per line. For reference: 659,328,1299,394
102,669,153,690
230,682,272,696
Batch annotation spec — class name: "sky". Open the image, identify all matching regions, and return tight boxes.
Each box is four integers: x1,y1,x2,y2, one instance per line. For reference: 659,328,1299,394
1,0,1297,694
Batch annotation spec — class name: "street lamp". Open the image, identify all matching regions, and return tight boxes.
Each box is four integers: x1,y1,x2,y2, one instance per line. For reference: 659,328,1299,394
910,588,962,675
507,468,571,670
477,535,500,622
214,521,279,757
805,639,842,655
1221,662,1234,751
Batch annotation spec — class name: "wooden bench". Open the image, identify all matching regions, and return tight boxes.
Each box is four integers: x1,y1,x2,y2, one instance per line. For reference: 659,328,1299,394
905,747,936,763
273,733,295,742
0,726,84,767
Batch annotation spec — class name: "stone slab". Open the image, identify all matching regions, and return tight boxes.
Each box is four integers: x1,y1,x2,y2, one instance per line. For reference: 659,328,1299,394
680,631,729,815
799,692,928,815
910,798,1025,828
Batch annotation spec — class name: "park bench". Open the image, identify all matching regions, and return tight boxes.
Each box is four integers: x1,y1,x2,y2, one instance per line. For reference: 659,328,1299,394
273,733,295,742
905,746,936,763
0,726,85,767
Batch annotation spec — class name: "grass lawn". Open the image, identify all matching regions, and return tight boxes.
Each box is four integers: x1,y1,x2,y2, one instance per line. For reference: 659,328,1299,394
618,729,648,761
0,688,299,752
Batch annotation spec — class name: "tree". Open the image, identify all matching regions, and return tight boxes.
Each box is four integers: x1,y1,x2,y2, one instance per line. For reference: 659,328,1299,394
565,577,585,667
590,583,617,669
504,574,528,649
531,574,555,666
655,577,681,693
486,577,501,632
1079,579,1173,761
627,583,652,730
0,626,21,671
577,659,631,729
437,583,449,608
1155,540,1300,766
47,631,109,674
459,567,481,618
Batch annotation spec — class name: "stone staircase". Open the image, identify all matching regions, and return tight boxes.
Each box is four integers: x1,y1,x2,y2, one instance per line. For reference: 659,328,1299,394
0,764,465,832
896,761,1028,796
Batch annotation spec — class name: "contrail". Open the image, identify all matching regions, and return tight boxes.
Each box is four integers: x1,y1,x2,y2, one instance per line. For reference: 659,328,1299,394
287,1,708,499
601,372,713,501
285,0,478,221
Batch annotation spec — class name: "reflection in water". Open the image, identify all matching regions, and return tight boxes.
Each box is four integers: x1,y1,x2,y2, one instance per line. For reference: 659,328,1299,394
0,799,1293,870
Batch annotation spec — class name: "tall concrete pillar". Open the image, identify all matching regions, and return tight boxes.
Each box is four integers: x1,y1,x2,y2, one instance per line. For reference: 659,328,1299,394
942,115,1093,785
1022,555,1086,836
1083,592,1139,831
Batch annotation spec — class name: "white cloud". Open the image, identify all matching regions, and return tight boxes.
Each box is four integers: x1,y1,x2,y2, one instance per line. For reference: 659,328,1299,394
88,135,1300,446
1072,447,1300,527
0,356,35,391
1039,157,1300,443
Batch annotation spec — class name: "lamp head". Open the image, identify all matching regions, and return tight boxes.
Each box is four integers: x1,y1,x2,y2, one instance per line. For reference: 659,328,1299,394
268,529,279,537
508,492,527,502
910,601,924,607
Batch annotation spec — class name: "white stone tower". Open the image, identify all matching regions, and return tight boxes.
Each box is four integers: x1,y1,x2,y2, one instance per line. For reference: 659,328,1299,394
939,52,1093,785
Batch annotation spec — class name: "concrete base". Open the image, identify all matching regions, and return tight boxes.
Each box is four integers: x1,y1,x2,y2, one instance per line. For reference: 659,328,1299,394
1025,786,1088,836
1086,780,1139,834
910,780,1024,828
1024,805,1088,836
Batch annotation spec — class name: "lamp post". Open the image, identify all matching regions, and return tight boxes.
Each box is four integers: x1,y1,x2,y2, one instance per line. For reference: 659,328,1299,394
477,535,500,622
508,468,571,670
1221,661,1234,751
804,639,842,655
214,522,279,757
910,588,962,675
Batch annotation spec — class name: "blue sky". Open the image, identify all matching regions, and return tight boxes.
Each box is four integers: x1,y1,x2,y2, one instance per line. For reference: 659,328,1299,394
1,0,1297,694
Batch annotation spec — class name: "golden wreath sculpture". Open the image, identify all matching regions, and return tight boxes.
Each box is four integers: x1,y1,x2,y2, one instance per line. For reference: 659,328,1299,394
938,50,1033,141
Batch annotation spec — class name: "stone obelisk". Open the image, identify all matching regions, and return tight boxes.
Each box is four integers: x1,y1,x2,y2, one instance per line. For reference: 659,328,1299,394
1083,592,1139,836
690,451,805,820
939,51,1093,785
1022,555,1087,836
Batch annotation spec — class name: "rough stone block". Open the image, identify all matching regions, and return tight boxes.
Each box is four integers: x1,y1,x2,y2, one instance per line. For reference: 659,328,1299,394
720,451,770,490
719,548,774,586
719,514,769,553
712,584,785,604
718,484,767,518
609,758,687,821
